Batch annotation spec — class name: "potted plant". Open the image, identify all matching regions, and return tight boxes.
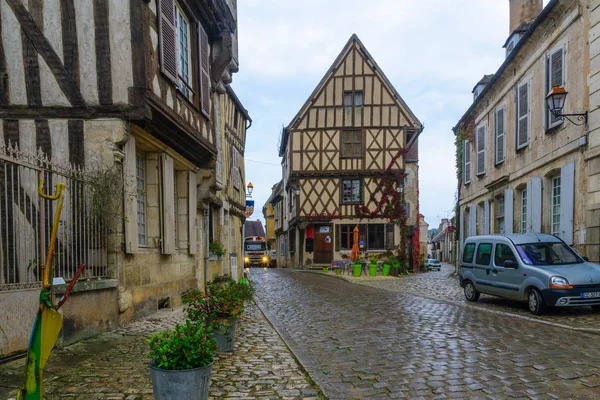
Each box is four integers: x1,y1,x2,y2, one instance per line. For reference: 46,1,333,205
368,254,379,277
183,279,252,354
381,251,393,276
148,320,217,400
323,265,329,273
352,255,363,277
209,241,227,258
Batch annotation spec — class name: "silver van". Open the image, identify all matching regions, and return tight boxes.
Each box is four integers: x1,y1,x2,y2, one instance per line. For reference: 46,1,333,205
459,234,600,314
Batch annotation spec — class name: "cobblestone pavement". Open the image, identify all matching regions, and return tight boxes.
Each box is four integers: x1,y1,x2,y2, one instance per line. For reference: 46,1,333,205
250,267,600,399
0,303,321,400
335,263,600,333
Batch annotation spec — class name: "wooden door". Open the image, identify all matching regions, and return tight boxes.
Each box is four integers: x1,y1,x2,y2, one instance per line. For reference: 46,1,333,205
314,225,333,264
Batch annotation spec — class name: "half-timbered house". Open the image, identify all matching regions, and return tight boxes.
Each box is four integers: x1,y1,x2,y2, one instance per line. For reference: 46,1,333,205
0,0,248,356
278,35,423,268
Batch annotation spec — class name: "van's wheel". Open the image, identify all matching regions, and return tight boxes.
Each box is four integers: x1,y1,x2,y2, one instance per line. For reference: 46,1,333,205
591,305,600,312
464,281,480,302
528,288,547,315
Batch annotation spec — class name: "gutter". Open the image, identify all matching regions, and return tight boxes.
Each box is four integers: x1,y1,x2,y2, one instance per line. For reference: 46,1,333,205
452,0,559,133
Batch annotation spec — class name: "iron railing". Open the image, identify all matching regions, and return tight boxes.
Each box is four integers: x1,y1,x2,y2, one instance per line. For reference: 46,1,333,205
0,141,109,292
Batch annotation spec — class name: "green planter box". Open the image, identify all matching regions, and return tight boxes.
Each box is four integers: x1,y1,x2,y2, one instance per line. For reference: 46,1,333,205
323,267,329,273
352,263,362,277
368,264,377,277
382,263,391,276
335,269,342,275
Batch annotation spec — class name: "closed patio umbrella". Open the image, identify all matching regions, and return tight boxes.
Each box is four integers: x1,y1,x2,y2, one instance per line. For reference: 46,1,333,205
351,226,360,261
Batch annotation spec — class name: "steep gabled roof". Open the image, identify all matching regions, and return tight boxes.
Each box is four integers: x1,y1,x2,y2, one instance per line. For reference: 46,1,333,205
280,34,422,156
244,221,265,238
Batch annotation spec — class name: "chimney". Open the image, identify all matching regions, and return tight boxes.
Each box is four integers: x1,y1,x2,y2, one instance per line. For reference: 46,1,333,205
509,0,542,34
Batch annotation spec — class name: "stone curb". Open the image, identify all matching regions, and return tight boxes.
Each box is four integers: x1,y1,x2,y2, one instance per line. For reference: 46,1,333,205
252,297,345,400
297,269,600,337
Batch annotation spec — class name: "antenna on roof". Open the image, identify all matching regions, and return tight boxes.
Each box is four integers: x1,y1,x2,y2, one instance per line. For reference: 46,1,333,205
531,225,542,243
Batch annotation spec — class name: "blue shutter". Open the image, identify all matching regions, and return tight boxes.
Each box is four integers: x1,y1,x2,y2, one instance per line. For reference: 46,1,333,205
531,177,542,233
504,189,514,234
460,207,465,251
469,204,477,237
560,162,575,245
526,180,533,232
483,200,490,234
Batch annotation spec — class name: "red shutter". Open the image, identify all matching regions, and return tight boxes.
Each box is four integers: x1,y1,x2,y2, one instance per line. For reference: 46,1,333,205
198,24,211,117
158,0,177,83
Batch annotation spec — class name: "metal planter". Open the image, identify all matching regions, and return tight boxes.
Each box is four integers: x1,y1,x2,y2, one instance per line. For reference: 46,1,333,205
150,362,213,400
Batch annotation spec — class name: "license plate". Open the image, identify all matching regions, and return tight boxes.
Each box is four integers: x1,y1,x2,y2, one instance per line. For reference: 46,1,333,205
581,292,600,299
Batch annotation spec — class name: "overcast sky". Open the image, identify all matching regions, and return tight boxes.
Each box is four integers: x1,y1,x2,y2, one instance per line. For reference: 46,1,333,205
232,0,551,230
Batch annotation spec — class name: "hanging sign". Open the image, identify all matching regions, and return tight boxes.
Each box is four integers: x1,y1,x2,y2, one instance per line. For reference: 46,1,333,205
245,200,254,217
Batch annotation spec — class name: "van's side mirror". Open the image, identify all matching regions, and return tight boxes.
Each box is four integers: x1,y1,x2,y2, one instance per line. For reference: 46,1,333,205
583,256,590,262
504,260,518,269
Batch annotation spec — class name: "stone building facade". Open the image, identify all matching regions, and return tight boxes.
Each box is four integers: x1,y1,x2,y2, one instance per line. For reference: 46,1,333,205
454,0,599,262
0,0,249,356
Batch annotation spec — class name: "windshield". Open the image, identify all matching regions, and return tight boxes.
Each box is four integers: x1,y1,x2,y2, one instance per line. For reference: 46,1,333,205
516,242,583,266
245,242,266,251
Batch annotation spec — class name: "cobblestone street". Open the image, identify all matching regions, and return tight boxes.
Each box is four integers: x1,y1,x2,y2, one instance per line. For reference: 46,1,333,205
0,303,321,400
250,267,600,399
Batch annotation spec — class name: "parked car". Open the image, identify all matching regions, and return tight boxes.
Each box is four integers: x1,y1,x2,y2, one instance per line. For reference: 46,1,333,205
459,234,600,315
426,259,441,271
268,250,277,268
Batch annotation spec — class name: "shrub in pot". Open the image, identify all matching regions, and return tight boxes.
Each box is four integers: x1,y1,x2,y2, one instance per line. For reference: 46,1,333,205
389,255,400,276
352,255,363,277
148,320,217,400
368,255,379,277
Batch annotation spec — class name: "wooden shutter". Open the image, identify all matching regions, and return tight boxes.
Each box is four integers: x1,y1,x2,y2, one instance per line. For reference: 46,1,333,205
483,200,490,235
198,23,211,117
547,47,565,128
517,82,529,148
188,171,197,254
158,0,177,83
232,147,240,189
469,204,476,237
385,224,394,250
463,140,471,184
476,126,486,175
560,162,575,245
495,107,505,164
531,177,542,233
335,225,341,251
161,154,175,254
504,189,514,234
124,136,138,253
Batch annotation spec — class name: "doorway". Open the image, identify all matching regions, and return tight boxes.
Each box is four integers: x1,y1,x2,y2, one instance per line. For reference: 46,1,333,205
314,225,333,264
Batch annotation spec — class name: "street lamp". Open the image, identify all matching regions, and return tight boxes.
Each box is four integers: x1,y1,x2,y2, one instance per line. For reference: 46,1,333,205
545,85,588,127
246,182,254,198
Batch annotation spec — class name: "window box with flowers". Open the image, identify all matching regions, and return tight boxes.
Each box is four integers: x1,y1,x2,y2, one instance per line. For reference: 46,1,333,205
209,241,227,259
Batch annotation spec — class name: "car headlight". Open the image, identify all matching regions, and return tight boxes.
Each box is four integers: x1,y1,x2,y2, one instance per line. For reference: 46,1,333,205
244,256,249,263
550,276,573,289
262,256,268,262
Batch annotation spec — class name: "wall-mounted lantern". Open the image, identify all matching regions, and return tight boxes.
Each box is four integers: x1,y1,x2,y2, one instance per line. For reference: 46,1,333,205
546,85,588,128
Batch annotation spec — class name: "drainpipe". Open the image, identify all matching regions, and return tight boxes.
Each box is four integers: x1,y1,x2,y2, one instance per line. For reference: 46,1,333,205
204,209,209,292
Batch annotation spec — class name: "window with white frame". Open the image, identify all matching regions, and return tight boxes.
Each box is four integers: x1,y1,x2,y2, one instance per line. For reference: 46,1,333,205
546,46,565,130
136,154,147,246
476,125,486,175
516,81,530,149
552,176,561,235
520,189,528,233
342,179,361,204
495,106,506,164
463,140,472,184
175,3,192,100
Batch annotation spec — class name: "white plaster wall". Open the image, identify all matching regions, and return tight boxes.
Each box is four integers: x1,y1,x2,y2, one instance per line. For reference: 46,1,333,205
43,0,63,62
40,56,70,106
109,0,133,105
84,119,128,168
74,0,99,105
2,2,27,105
49,120,69,165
